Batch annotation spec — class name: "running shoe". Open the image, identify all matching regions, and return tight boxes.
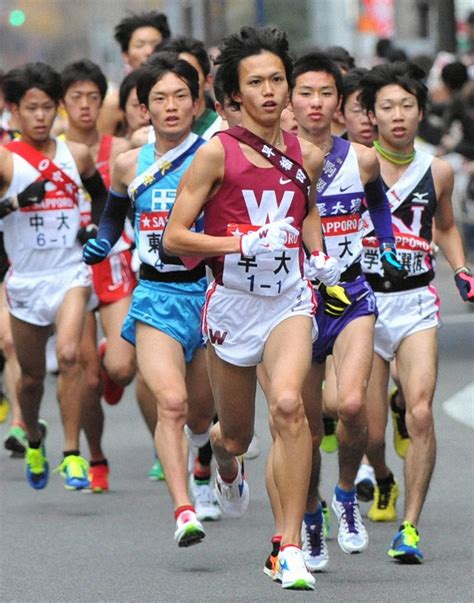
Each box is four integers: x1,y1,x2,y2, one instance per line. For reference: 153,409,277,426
301,519,329,572
368,479,400,522
25,420,49,490
89,463,109,493
320,416,338,453
390,387,410,459
214,457,249,518
332,493,369,554
0,391,10,423
148,457,165,481
193,482,222,521
174,508,206,548
4,424,28,457
98,338,124,405
243,433,260,459
56,455,90,490
388,521,423,564
278,546,316,591
321,500,331,538
263,552,280,581
355,463,376,502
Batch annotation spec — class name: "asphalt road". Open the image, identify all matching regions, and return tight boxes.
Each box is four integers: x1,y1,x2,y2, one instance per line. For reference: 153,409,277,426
1,256,473,602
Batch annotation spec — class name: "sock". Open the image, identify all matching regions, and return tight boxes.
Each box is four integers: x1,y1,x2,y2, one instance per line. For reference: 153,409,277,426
63,449,80,458
185,424,210,448
174,505,195,520
376,472,395,489
335,485,356,502
28,440,41,449
304,504,323,527
198,440,213,466
90,459,108,467
271,535,282,556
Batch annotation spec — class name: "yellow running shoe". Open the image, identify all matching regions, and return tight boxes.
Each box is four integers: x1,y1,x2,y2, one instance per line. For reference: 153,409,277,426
0,392,10,423
368,479,400,522
56,455,90,490
320,416,338,453
390,388,410,459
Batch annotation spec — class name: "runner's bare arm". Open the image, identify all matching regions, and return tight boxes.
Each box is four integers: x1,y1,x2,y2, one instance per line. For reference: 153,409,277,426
432,158,467,271
0,147,13,198
163,139,240,257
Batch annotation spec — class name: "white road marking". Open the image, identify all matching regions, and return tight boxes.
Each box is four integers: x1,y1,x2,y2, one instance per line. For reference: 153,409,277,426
443,383,474,428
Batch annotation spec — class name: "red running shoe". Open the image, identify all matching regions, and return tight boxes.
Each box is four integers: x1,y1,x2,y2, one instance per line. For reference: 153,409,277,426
98,338,124,405
89,462,109,493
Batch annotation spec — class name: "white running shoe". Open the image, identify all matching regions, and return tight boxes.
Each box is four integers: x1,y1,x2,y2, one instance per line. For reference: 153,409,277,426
174,509,206,548
301,520,329,572
193,483,222,521
214,458,249,518
243,433,260,459
278,546,316,590
331,494,369,554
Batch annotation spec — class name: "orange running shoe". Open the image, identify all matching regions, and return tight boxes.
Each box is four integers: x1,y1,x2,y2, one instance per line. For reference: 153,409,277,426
98,338,124,405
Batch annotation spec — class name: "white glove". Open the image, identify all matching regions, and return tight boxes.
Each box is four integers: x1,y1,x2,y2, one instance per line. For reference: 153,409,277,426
240,217,299,257
307,251,341,286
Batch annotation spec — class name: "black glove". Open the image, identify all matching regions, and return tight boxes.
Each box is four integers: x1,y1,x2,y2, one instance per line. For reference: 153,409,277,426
17,180,47,207
454,268,474,303
77,224,99,245
319,283,352,317
380,248,408,285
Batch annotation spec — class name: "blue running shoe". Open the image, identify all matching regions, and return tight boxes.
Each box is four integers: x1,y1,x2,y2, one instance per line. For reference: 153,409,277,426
56,455,90,490
388,521,423,564
25,420,49,490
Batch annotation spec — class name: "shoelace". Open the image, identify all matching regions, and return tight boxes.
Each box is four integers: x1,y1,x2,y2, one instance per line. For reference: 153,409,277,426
376,485,392,509
304,524,324,556
401,524,419,548
340,501,361,534
56,456,88,477
27,448,46,473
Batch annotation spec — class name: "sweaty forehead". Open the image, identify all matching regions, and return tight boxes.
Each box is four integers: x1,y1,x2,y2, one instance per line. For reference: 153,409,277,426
239,51,286,78
376,84,416,103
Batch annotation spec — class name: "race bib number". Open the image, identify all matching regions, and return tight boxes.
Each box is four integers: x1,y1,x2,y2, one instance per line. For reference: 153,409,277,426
222,223,301,296
362,234,432,277
17,192,79,250
321,213,363,268
138,211,168,269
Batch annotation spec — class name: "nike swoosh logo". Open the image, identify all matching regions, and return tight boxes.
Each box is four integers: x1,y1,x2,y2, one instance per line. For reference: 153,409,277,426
339,184,352,192
279,177,291,185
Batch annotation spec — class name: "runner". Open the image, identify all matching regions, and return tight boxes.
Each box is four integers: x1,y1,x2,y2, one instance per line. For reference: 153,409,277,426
265,51,406,573
82,56,215,544
1,62,108,490
61,59,136,491
163,26,340,590
359,61,473,562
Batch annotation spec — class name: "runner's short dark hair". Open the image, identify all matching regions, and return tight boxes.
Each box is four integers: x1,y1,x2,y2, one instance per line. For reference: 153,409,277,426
214,26,293,107
3,62,62,105
359,61,427,114
136,55,199,107
114,11,171,53
341,67,369,113
161,36,212,78
293,52,343,98
61,59,108,101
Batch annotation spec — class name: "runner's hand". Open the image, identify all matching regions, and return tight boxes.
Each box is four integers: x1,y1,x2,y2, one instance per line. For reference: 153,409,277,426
240,217,299,257
16,180,47,207
82,238,111,265
319,283,352,317
454,269,474,302
307,251,341,286
380,248,408,284
77,224,98,245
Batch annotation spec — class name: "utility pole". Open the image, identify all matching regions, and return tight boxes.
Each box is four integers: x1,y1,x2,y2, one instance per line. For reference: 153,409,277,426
437,0,457,53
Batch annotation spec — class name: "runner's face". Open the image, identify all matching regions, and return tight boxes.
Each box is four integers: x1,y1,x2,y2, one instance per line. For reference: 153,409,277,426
234,51,288,128
124,26,163,70
11,88,57,143
125,87,150,134
215,97,241,128
62,81,102,130
291,71,340,135
145,72,198,141
370,84,422,149
342,90,375,146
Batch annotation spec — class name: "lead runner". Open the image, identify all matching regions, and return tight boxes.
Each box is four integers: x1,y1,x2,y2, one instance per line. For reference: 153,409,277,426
164,26,340,591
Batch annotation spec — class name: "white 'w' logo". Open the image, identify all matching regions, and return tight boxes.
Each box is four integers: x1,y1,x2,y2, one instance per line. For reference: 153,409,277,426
242,190,294,225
